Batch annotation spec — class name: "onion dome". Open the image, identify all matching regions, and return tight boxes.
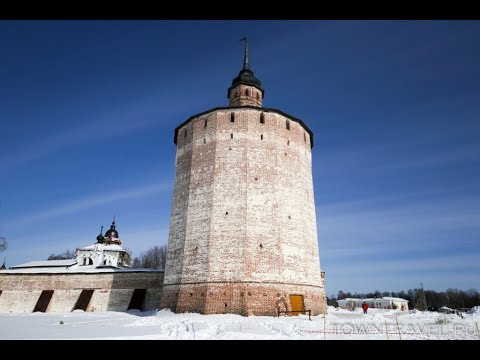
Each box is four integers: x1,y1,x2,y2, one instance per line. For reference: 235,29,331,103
96,225,105,243
105,219,119,239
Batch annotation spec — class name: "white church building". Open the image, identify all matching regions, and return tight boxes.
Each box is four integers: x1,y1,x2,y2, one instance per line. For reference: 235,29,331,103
0,220,164,313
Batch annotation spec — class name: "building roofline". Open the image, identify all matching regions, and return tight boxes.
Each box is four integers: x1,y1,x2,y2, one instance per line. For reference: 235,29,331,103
0,269,164,275
174,106,314,148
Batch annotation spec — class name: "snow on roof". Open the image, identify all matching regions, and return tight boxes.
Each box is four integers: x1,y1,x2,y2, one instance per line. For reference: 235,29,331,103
77,244,124,251
103,244,124,251
382,297,409,302
11,259,77,269
2,267,163,274
338,297,408,302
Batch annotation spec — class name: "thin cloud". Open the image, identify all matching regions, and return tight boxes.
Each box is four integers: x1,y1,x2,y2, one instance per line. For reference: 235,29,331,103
4,181,172,229
0,93,182,174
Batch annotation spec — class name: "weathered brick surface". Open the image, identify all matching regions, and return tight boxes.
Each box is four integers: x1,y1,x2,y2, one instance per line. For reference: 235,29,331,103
161,107,326,316
0,271,164,313
229,84,263,107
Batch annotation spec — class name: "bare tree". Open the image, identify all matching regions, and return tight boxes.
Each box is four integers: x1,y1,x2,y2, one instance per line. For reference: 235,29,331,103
131,257,142,268
131,245,167,269
0,236,7,253
47,249,76,260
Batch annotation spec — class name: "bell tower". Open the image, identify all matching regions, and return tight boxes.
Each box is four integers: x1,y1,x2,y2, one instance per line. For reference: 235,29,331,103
227,37,264,107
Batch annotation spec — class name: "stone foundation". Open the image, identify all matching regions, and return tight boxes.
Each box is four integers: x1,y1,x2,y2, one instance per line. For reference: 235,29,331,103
160,282,326,316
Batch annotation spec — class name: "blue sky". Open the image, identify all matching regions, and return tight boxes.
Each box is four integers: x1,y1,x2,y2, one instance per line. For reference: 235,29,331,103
1,20,479,296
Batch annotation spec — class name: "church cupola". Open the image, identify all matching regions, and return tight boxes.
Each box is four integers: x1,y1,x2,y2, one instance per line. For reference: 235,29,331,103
227,37,264,107
96,225,105,243
104,217,122,245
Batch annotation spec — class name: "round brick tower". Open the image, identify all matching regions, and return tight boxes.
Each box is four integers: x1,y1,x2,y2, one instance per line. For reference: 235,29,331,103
160,40,327,316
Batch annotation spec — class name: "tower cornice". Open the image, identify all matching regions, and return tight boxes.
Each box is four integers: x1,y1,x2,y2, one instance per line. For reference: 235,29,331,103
173,106,314,148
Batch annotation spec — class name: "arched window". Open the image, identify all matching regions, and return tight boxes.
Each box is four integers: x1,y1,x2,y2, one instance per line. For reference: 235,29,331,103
260,112,265,124
256,92,259,100
245,88,250,96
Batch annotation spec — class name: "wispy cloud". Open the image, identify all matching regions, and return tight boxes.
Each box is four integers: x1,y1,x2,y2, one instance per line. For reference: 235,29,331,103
332,254,480,275
318,192,480,293
3,181,172,229
0,93,184,174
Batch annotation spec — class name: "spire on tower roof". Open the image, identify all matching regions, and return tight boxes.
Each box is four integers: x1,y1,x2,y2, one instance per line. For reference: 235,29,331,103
227,37,264,102
240,37,249,70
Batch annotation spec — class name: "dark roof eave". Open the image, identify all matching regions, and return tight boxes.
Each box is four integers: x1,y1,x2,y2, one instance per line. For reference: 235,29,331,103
174,106,314,148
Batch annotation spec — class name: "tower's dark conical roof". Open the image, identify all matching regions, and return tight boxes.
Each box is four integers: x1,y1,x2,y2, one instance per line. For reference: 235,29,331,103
227,37,264,98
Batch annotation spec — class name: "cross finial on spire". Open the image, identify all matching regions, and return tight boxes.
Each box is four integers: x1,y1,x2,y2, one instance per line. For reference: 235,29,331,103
112,215,116,225
240,37,249,70
100,225,103,235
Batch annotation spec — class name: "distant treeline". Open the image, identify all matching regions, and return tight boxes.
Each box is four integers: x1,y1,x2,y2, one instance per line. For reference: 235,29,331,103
328,288,480,310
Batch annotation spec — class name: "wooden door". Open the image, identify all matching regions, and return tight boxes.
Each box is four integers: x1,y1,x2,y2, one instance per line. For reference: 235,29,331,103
33,290,54,312
289,294,304,316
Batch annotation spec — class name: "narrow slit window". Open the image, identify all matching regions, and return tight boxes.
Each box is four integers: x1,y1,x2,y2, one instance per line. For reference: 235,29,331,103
261,134,263,140
256,92,259,100
286,120,290,130
260,112,265,124
184,129,187,138
287,140,290,146
304,132,306,142
231,113,235,122
231,133,233,139
204,119,207,127
245,88,250,96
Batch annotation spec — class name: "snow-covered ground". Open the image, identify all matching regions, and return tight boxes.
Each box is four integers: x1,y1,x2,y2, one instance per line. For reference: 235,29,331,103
0,306,479,340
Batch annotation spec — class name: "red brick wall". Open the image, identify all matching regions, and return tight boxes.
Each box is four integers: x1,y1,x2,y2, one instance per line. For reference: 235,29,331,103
163,107,326,316
161,282,326,316
229,84,263,107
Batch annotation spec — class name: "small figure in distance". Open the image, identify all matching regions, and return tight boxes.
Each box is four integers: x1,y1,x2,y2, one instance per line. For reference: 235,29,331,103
362,301,369,314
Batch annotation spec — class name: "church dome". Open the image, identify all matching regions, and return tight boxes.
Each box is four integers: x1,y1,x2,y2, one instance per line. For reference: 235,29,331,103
96,226,105,243
105,220,119,239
